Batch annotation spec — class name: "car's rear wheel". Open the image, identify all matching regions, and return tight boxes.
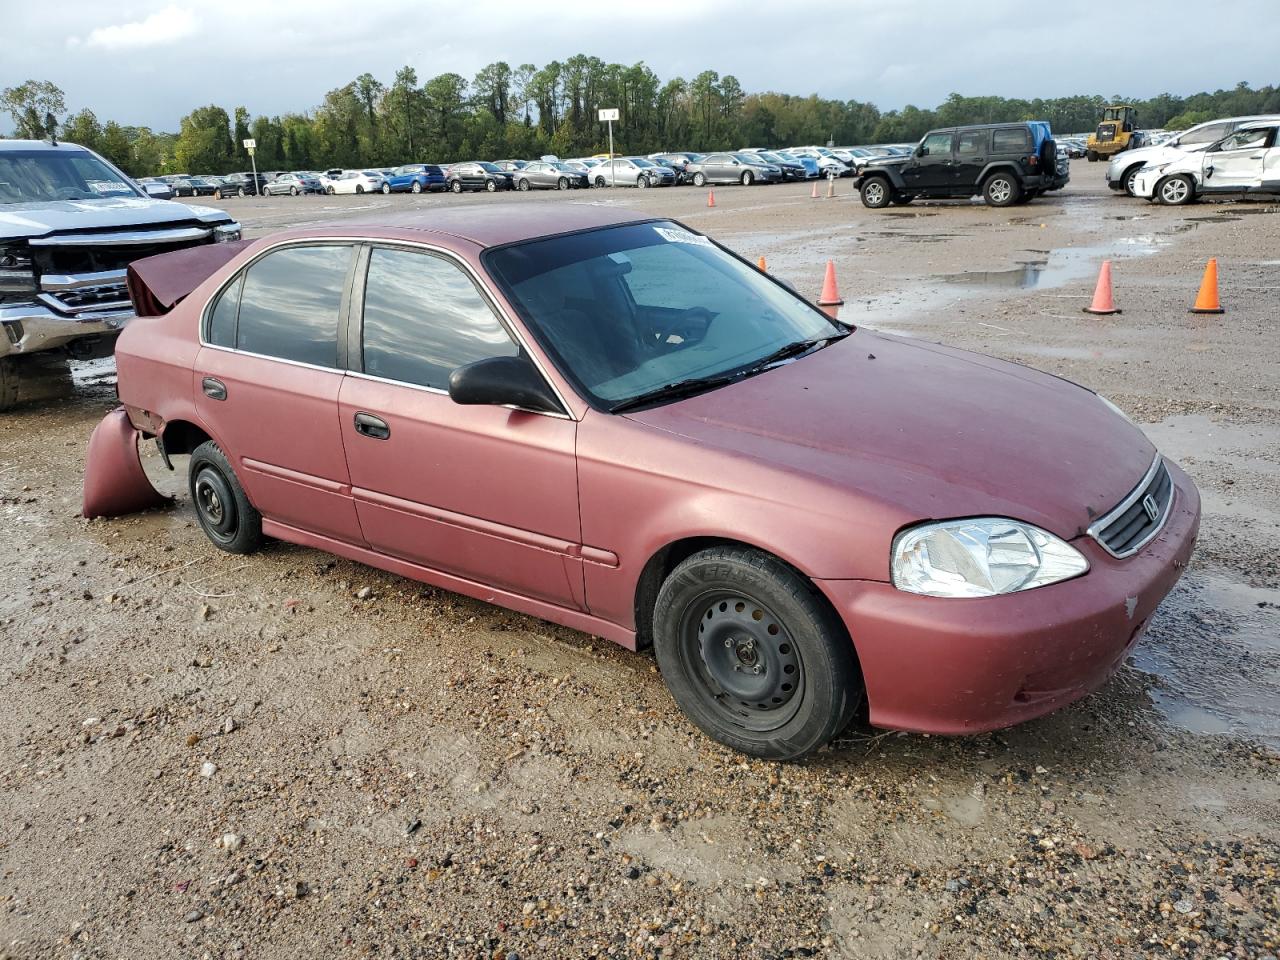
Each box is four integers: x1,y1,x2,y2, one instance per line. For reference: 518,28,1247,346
653,546,861,760
411,180,422,194
557,177,569,190
517,178,531,191
741,170,754,186
1158,175,1195,205
595,176,608,188
637,175,648,189
237,188,246,198
860,177,891,208
382,182,392,194
189,442,262,555
326,186,335,195
983,173,1021,207
692,172,706,187
355,185,364,194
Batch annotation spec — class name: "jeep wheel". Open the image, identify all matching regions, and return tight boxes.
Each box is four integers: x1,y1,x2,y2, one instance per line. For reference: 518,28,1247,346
0,357,20,412
983,173,1021,207
1157,175,1195,206
859,177,892,209
652,545,862,760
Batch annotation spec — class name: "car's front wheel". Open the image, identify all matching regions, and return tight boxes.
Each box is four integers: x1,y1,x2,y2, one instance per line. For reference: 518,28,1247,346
595,176,608,188
289,186,299,196
411,180,422,194
1122,165,1142,197
653,546,862,760
237,188,246,198
692,172,706,187
636,175,648,189
189,442,263,555
485,180,497,192
517,178,531,191
557,177,569,190
326,186,335,195
450,180,463,193
741,170,754,186
983,173,1021,207
382,182,392,194
1158,175,1195,205
860,176,891,208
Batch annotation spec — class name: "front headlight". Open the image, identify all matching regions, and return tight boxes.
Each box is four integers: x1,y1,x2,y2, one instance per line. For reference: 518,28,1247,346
891,518,1089,598
213,223,242,243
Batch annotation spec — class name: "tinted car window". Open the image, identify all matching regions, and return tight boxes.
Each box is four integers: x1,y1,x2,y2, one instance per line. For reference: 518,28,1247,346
919,132,953,157
236,245,352,367
992,128,1031,152
361,247,517,390
1178,123,1230,147
206,274,242,348
957,131,987,155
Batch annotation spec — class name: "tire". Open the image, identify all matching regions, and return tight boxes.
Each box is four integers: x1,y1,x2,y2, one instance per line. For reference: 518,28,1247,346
450,180,463,194
326,186,335,195
859,176,892,208
517,178,531,192
411,180,422,194
741,170,754,186
557,177,568,191
213,190,223,200
1122,165,1143,197
652,546,861,760
1086,150,1098,162
486,179,498,192
355,185,364,194
237,187,246,198
637,175,648,189
382,182,392,194
692,172,706,187
0,357,19,412
983,173,1021,207
188,442,263,555
289,186,298,196
1158,175,1195,206
595,176,608,188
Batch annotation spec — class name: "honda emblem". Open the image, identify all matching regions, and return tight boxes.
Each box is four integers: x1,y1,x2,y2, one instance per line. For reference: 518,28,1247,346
1142,494,1159,523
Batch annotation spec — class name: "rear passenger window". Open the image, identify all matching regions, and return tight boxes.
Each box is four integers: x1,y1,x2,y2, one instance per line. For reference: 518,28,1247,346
992,128,1032,153
957,131,987,155
361,247,517,390
235,245,352,367
206,274,242,348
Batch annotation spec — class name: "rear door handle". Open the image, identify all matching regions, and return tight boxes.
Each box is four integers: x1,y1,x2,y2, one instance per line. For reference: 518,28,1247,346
202,377,226,401
354,412,390,440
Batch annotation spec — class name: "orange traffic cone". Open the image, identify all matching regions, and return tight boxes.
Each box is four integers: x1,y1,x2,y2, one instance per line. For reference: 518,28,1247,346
826,175,836,199
757,255,768,272
1190,258,1224,314
1083,261,1121,315
817,260,844,318
810,181,819,199
707,189,716,208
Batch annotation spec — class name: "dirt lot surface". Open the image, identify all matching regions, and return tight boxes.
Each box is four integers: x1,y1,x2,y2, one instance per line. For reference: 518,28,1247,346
2,163,1278,959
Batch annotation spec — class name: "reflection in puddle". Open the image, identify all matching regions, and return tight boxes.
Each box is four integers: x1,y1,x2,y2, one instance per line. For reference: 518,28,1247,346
937,237,1166,290
1136,572,1280,748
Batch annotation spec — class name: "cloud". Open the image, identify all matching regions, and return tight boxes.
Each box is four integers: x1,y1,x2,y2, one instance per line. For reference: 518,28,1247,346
77,5,198,51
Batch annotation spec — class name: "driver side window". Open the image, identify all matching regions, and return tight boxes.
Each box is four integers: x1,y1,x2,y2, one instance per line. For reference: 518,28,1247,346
919,132,954,158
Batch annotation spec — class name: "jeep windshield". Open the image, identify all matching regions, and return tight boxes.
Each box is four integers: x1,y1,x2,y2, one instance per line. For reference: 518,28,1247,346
484,220,845,411
0,149,140,204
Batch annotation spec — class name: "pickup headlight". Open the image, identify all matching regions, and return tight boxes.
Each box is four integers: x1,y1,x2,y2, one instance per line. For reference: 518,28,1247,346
892,518,1089,598
213,223,242,243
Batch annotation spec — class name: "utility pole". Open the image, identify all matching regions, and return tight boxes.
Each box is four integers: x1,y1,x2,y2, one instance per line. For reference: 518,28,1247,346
599,108,619,186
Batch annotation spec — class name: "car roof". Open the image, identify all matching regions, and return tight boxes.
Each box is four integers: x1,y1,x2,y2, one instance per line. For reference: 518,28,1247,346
314,203,653,248
1238,120,1280,130
0,139,92,153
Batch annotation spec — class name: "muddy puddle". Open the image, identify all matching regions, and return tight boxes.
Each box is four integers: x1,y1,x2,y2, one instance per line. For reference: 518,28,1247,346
938,236,1166,290
1137,571,1280,748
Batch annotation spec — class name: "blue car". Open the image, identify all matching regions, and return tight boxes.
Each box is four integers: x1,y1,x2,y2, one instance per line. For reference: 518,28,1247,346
382,164,447,194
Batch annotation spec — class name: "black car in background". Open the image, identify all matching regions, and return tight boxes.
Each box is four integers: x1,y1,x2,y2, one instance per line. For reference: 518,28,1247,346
213,172,268,198
446,162,513,193
166,176,219,197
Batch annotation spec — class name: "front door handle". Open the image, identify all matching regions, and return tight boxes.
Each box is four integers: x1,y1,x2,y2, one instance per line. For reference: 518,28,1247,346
202,377,226,401
354,412,390,440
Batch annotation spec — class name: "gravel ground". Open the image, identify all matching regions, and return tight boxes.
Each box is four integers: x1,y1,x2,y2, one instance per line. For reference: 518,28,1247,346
1,162,1278,959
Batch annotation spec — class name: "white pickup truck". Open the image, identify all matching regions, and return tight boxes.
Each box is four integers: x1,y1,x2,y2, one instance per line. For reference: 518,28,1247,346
0,139,240,410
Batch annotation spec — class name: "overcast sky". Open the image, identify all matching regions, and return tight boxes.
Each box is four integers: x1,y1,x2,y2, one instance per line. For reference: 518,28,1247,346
4,0,1275,131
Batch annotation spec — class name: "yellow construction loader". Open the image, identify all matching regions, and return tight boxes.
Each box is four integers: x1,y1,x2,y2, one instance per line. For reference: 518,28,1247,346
1086,105,1139,161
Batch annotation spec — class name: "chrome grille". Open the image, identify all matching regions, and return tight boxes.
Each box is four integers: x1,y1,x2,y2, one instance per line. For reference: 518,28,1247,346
1088,457,1173,559
38,269,131,318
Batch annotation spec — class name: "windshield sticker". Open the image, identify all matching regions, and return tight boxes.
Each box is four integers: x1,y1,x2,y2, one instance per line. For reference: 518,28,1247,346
654,226,713,247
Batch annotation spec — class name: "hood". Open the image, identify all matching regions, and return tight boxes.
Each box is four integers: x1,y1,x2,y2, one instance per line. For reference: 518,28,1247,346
623,330,1155,541
864,155,908,170
0,196,234,242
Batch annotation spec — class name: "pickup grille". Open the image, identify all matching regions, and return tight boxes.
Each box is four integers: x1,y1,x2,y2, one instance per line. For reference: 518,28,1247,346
1089,457,1173,559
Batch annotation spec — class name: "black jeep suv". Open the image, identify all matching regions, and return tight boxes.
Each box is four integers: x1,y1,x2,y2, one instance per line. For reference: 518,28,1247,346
854,122,1067,208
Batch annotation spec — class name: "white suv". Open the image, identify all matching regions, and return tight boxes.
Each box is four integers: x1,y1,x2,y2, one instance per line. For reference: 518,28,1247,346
1107,114,1280,196
1131,122,1280,205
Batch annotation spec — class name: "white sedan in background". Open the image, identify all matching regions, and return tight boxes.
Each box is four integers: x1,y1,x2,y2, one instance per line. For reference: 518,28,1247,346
322,170,387,195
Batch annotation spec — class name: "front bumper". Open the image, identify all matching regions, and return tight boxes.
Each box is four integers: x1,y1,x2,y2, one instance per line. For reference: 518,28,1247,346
1,301,130,359
817,460,1200,735
1131,170,1160,198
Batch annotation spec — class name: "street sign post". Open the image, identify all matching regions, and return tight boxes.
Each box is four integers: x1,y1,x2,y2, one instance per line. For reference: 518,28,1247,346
598,108,619,186
243,139,258,196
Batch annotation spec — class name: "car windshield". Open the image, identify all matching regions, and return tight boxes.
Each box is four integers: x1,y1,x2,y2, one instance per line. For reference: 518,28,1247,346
0,149,139,204
631,158,655,167
484,220,844,410
478,162,502,173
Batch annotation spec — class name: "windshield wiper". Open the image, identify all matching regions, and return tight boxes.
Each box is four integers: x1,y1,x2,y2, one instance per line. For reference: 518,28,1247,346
608,332,849,414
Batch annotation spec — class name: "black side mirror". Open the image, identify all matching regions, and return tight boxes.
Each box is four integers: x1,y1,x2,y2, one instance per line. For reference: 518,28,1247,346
449,355,562,414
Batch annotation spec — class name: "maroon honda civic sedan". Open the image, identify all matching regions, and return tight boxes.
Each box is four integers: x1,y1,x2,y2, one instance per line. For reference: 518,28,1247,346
86,204,1199,759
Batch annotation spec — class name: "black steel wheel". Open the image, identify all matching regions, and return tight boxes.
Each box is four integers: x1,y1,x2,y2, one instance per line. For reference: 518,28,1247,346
188,441,262,555
653,546,862,760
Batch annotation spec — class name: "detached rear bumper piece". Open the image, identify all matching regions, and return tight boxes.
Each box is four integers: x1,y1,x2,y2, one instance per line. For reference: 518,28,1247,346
82,406,171,519
818,461,1200,735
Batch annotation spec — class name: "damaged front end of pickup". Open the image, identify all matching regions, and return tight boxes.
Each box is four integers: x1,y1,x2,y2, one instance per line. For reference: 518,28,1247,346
82,240,250,519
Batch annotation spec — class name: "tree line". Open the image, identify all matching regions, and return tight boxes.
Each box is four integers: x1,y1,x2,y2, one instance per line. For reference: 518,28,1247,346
4,66,1278,178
